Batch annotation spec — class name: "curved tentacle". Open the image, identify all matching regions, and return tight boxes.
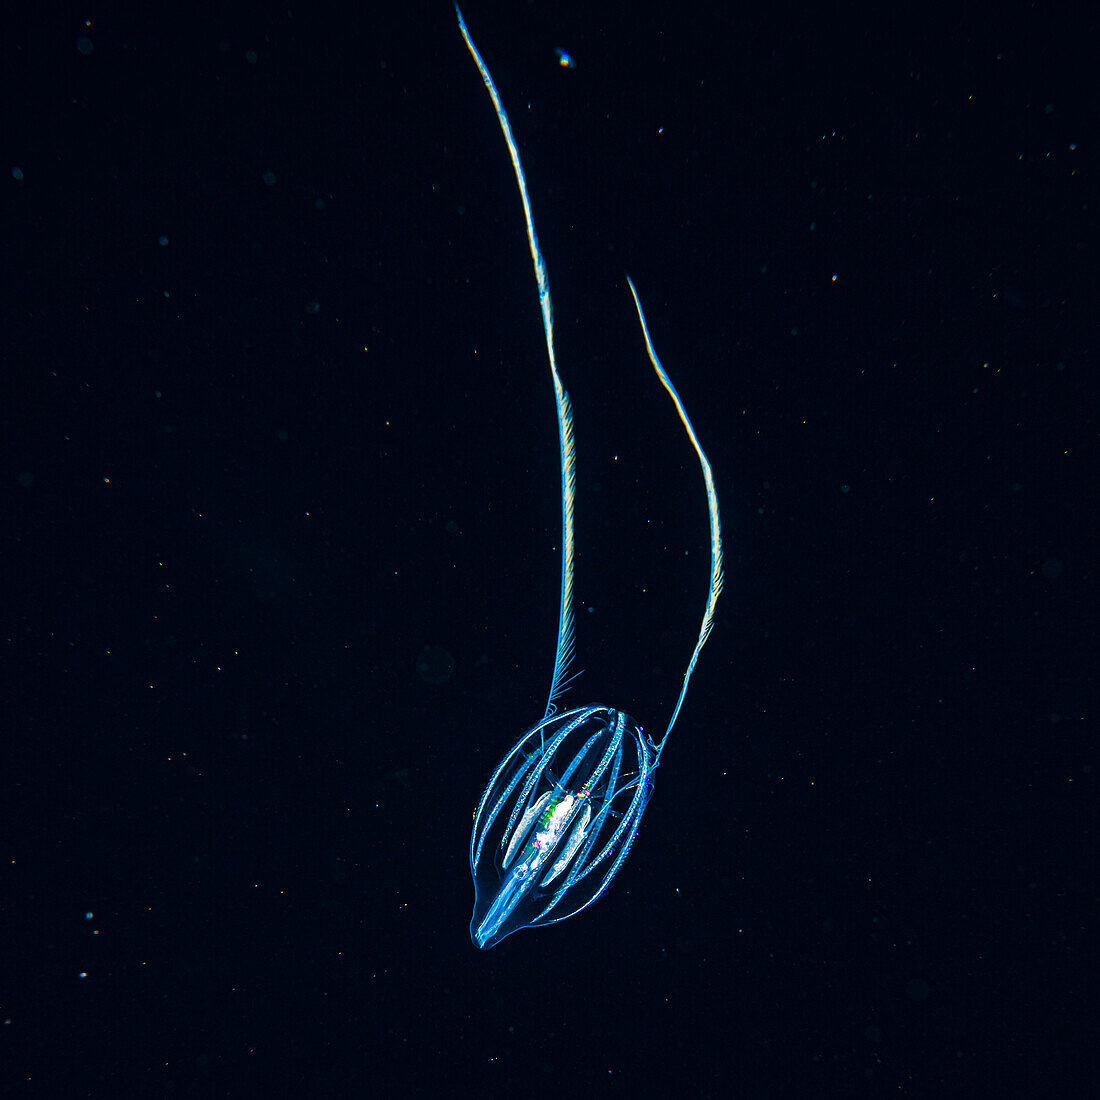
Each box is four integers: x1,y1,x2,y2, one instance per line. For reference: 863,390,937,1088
625,276,724,759
455,5,577,720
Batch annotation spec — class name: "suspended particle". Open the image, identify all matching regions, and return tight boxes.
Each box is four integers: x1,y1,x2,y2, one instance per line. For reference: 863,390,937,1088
416,644,455,685
554,47,576,70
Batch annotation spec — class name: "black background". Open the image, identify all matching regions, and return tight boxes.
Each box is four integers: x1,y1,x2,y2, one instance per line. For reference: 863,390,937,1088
3,1,1094,1095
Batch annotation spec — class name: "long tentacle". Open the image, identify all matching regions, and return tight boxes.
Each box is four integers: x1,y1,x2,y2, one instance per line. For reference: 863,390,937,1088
626,276,723,758
455,6,577,719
